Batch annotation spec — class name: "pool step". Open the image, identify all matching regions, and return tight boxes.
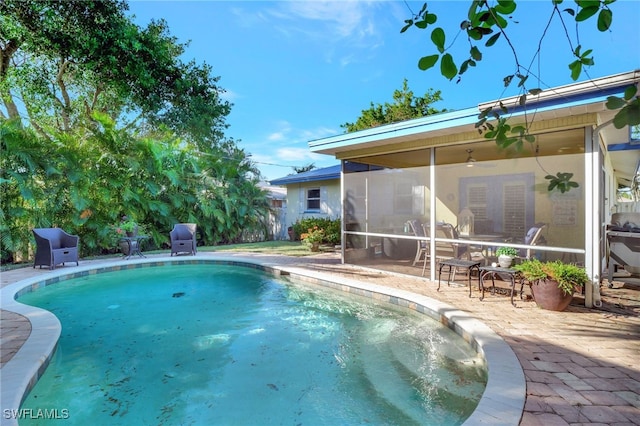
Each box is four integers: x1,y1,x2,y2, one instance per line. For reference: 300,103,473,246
357,318,485,424
388,339,486,407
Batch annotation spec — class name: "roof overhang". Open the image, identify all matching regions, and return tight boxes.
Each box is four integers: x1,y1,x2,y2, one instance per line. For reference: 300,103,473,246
308,70,640,188
269,164,341,186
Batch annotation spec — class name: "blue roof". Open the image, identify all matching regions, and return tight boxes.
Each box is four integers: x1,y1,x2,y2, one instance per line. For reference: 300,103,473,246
269,164,341,185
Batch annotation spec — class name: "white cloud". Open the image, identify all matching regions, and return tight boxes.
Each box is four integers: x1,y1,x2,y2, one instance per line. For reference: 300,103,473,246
261,121,336,146
266,120,292,141
299,126,339,141
267,132,286,141
281,1,375,40
219,88,240,102
275,147,328,162
259,1,384,65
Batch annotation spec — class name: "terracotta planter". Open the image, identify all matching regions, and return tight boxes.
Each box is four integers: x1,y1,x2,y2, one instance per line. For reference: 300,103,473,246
530,279,574,311
310,242,320,252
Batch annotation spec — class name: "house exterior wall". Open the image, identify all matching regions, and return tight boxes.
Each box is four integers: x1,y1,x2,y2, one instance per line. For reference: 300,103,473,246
284,178,341,229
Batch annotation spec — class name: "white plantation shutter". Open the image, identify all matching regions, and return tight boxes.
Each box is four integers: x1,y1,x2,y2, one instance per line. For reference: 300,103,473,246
412,185,424,215
298,187,305,213
320,186,328,213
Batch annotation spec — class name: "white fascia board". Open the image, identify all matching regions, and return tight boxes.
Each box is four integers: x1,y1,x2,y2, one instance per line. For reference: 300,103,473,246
309,70,639,156
308,107,479,154
478,70,640,111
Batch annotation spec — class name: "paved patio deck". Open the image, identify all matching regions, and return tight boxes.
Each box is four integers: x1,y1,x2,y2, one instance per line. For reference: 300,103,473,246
1,251,639,425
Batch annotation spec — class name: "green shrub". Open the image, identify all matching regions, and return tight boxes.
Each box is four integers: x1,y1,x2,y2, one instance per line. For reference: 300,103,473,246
514,259,588,295
292,217,341,245
496,246,518,257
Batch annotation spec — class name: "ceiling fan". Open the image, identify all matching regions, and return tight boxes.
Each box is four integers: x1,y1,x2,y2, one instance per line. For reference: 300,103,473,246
441,148,496,169
465,149,476,167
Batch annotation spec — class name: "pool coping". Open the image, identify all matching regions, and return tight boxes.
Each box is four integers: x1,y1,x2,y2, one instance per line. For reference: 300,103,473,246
0,256,525,425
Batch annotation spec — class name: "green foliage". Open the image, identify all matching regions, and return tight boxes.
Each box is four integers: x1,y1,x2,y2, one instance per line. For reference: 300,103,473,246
300,226,325,249
293,163,316,174
402,0,638,165
607,85,640,129
496,246,518,257
0,1,271,264
291,217,341,245
515,259,589,295
0,0,231,146
341,79,446,132
568,45,595,81
0,114,269,262
545,172,580,193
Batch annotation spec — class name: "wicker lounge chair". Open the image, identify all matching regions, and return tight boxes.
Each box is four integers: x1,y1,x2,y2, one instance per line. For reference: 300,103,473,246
32,228,80,269
170,223,197,256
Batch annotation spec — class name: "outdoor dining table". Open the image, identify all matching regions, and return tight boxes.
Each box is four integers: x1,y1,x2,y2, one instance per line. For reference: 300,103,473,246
119,235,149,260
464,234,509,257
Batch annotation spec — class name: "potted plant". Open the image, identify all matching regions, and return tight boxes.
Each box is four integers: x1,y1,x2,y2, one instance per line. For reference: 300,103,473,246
496,246,518,268
112,216,147,239
300,226,325,252
112,216,142,237
514,259,589,311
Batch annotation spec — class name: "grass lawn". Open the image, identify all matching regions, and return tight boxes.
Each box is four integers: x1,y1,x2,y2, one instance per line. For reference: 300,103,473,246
1,241,335,272
198,240,333,257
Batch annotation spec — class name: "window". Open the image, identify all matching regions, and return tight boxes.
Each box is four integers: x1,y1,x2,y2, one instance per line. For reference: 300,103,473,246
459,173,534,237
394,182,425,215
394,182,413,214
307,188,320,211
466,184,488,220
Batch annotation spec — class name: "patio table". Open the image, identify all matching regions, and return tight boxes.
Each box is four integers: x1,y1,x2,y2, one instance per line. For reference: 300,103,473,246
479,266,524,306
437,258,481,297
119,235,149,260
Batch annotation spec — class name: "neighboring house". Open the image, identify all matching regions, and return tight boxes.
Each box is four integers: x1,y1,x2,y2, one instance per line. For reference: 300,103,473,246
307,70,640,308
269,165,341,234
258,181,288,241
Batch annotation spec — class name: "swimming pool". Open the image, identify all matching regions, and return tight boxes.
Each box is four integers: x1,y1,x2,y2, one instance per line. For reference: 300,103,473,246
16,263,486,425
0,256,526,425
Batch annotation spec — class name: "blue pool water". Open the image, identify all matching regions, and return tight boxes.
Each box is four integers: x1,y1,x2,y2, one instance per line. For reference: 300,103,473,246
17,264,486,425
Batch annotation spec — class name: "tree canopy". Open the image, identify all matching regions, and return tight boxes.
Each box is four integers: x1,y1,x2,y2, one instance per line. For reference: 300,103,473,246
293,163,317,174
0,0,271,263
342,79,446,133
0,0,232,149
401,0,639,136
401,0,638,192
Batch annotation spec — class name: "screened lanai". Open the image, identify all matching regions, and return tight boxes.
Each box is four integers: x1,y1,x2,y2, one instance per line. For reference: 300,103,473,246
341,128,586,278
309,70,640,308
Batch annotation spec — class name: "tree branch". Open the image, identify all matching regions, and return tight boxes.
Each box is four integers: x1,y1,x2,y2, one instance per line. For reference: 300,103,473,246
55,59,72,131
1,88,21,120
0,39,20,79
19,88,50,140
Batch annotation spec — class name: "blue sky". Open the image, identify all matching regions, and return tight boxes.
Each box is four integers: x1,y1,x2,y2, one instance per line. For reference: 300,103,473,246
127,1,640,181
